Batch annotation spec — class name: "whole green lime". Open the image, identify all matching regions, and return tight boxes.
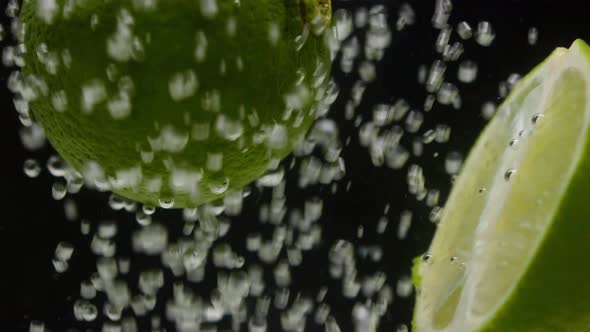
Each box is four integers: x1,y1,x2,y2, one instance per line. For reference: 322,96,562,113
20,0,332,208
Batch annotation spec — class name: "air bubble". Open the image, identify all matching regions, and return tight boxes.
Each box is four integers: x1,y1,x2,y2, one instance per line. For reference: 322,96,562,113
52,259,68,273
98,220,118,239
398,210,412,239
443,42,464,61
396,276,413,298
458,60,478,83
422,130,436,144
426,60,446,93
54,241,74,261
23,158,42,178
397,4,415,30
426,189,440,207
445,151,463,174
435,27,452,53
456,21,472,40
334,9,353,41
397,324,409,332
507,73,521,88
475,21,495,46
208,178,230,195
424,94,435,112
528,27,538,45
429,206,443,223
481,101,496,120
29,320,44,332
432,0,452,29
505,169,516,181
169,70,198,101
73,299,98,322
20,124,47,151
80,280,96,299
158,198,175,209
437,82,459,105
52,180,67,200
405,110,424,133
294,26,310,51
66,174,84,194
142,204,156,215
532,113,544,125
199,0,219,18
47,155,67,177
435,124,451,143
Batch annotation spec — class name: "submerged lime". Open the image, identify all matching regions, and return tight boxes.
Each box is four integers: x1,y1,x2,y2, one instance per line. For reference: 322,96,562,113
20,0,332,207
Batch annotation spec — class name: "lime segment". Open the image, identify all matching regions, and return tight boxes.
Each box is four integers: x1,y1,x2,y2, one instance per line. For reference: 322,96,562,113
414,39,590,332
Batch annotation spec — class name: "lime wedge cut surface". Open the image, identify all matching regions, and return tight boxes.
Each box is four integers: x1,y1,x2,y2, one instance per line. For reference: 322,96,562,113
413,39,590,332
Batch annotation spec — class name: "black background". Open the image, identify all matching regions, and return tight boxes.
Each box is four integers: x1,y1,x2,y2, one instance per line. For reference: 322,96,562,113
2,0,590,331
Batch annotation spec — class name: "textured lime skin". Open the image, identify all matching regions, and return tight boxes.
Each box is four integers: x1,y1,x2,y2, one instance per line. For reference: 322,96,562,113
413,40,590,332
21,0,331,207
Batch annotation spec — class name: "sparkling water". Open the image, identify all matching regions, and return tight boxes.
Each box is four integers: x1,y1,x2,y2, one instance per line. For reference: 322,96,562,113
7,0,540,331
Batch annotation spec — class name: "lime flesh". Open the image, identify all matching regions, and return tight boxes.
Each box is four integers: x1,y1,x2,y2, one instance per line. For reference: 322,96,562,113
414,39,590,332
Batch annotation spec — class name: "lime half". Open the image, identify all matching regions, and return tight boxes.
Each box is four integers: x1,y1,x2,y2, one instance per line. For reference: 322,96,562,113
413,39,590,332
